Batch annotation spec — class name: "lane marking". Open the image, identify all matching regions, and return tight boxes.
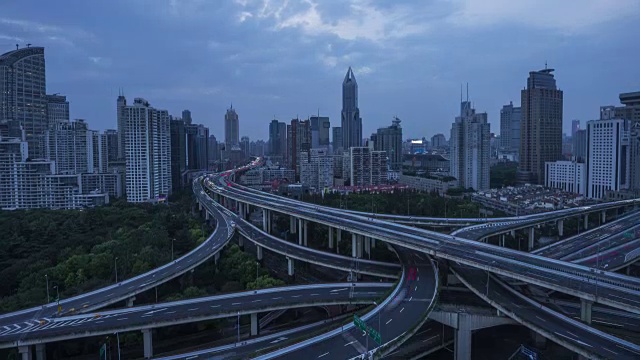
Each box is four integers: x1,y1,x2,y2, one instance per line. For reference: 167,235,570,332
232,302,241,305
386,319,393,325
188,308,199,311
400,307,404,313
344,341,355,347
318,352,330,358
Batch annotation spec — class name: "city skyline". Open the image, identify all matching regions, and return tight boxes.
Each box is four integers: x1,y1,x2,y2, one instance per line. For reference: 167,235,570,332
0,1,638,141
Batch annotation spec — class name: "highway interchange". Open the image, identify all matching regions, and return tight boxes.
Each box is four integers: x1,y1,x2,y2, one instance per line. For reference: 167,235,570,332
2,158,640,359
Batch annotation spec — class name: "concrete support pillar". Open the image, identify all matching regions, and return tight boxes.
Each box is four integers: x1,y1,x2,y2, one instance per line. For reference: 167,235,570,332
267,210,272,234
18,346,32,360
584,214,589,230
531,330,547,348
127,296,135,307
557,219,564,237
371,238,375,248
238,234,244,248
528,227,535,251
251,313,259,336
499,235,505,247
298,219,303,245
262,209,268,232
337,229,342,254
601,210,606,224
198,202,202,211
287,257,294,276
238,203,243,217
454,328,472,360
364,237,370,256
257,245,263,261
205,211,210,221
290,216,296,234
352,233,357,258
35,344,46,360
303,221,308,247
142,328,153,359
357,235,364,258
328,227,334,249
580,299,593,325
510,230,515,238
214,252,220,264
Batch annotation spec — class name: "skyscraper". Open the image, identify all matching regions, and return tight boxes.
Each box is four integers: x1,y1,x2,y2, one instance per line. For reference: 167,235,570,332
499,102,521,152
571,119,580,138
269,119,286,156
449,100,491,191
182,109,192,125
431,134,446,148
332,127,343,153
185,123,209,170
46,94,69,125
104,129,119,164
124,98,172,203
375,117,403,170
225,105,239,147
341,67,362,150
208,134,219,163
0,46,47,159
310,115,330,149
170,116,186,191
614,92,640,190
518,68,563,184
287,118,311,176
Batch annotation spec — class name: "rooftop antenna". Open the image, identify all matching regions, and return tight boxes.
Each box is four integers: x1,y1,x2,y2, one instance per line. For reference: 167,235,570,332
545,61,548,70
466,82,469,102
15,44,18,50
26,43,31,48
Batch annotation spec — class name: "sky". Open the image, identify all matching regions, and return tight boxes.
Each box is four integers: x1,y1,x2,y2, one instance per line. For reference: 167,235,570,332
1,0,639,142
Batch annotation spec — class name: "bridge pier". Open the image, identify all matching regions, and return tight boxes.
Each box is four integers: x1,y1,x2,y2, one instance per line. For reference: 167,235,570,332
527,227,535,251
267,210,272,234
499,235,505,247
205,210,210,221
298,219,303,245
337,229,342,254
364,237,371,257
257,245,263,261
18,345,32,360
214,251,220,265
580,299,592,324
357,235,364,258
238,234,244,248
287,257,294,276
601,210,606,224
583,214,589,230
454,328,472,360
127,296,135,307
251,312,259,336
352,234,357,258
303,220,308,246
557,219,564,237
262,209,268,232
35,344,46,360
142,328,153,358
198,202,202,211
371,238,375,248
290,216,297,234
328,227,334,249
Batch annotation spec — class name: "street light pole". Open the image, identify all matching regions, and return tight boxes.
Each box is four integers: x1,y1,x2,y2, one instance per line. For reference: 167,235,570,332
115,257,118,283
116,332,121,360
54,285,60,315
45,274,50,303
171,238,175,261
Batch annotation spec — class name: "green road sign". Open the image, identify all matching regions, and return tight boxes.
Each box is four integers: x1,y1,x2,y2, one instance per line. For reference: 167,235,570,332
99,344,107,360
354,314,382,345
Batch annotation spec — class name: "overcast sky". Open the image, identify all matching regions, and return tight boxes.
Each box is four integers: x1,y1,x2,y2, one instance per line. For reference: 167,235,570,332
1,0,639,141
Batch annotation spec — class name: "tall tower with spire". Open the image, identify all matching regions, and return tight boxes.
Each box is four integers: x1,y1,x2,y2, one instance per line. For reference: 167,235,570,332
341,67,362,150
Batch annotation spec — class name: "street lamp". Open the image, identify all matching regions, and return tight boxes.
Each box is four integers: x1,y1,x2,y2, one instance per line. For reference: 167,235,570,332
114,257,119,283
373,301,381,344
116,332,122,360
171,238,176,261
45,274,50,303
256,261,260,286
53,285,60,315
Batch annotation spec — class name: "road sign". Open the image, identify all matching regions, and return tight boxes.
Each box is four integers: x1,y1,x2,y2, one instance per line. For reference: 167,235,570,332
353,315,381,345
99,344,107,360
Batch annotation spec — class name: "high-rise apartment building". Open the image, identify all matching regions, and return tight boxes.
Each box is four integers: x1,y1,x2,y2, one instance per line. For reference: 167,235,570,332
116,93,127,160
300,148,334,190
341,67,362,150
431,134,447,148
46,94,69,125
499,102,521,152
208,134,219,163
89,130,109,174
0,46,48,159
185,123,209,170
182,109,192,125
449,101,490,191
46,119,90,175
124,98,171,203
287,118,311,176
310,115,330,149
104,129,119,164
240,136,250,157
518,68,563,184
332,127,343,154
170,117,186,191
375,117,403,170
225,105,239,147
586,118,630,199
269,119,288,157
345,147,387,187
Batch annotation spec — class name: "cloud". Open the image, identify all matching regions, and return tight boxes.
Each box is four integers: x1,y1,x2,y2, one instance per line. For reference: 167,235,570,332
0,18,96,47
0,34,23,42
89,56,112,67
235,0,430,43
448,0,640,33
